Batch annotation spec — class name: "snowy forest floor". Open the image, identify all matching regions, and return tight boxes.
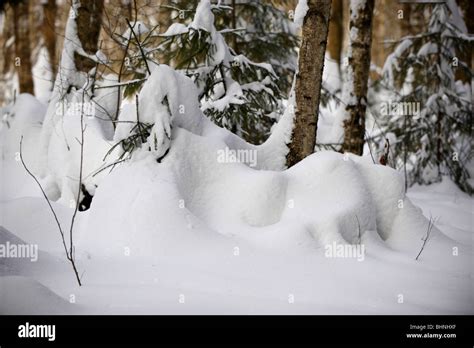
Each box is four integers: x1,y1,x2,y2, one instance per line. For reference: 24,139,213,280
0,62,472,315
1,148,472,314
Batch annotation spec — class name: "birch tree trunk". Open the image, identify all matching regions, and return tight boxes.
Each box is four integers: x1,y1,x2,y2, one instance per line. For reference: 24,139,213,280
13,0,34,95
0,5,15,104
341,0,374,155
42,0,57,80
286,0,331,167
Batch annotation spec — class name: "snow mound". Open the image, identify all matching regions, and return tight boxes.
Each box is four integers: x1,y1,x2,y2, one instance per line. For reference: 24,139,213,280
0,94,45,157
81,65,442,259
0,226,33,275
1,61,471,315
0,276,73,314
82,127,433,259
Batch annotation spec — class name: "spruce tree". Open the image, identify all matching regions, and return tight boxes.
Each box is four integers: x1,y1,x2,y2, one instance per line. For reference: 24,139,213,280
155,0,297,144
381,1,472,193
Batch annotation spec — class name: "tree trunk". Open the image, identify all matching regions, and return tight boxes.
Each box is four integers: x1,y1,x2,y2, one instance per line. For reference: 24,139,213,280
74,0,104,74
369,0,388,81
0,4,15,104
455,0,472,83
327,0,342,65
286,0,331,167
13,0,35,95
39,0,104,177
230,0,238,53
341,0,374,155
42,0,57,80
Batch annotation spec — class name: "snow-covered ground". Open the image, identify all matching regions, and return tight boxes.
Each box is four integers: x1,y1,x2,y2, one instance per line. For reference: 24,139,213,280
1,88,472,314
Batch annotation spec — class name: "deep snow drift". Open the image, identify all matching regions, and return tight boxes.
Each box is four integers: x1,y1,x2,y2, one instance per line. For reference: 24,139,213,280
0,67,472,314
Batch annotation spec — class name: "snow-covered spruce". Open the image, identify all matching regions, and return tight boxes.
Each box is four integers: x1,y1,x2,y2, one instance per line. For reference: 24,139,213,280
381,1,472,193
157,0,284,144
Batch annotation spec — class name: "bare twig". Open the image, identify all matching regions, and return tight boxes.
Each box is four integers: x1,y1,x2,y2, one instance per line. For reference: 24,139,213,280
125,18,151,75
19,137,82,286
355,215,361,244
135,94,146,143
415,215,437,261
68,88,87,265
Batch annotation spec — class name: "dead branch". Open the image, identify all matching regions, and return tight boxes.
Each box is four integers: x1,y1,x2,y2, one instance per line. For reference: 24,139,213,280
415,215,437,261
19,136,82,286
125,18,151,75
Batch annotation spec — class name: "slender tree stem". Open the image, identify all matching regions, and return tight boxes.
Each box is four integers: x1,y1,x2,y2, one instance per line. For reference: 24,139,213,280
19,137,82,286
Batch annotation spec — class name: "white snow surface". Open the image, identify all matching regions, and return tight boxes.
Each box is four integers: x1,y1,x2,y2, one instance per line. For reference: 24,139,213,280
0,66,472,314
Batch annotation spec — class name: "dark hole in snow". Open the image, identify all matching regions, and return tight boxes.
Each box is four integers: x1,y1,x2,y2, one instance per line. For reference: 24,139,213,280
78,184,93,212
